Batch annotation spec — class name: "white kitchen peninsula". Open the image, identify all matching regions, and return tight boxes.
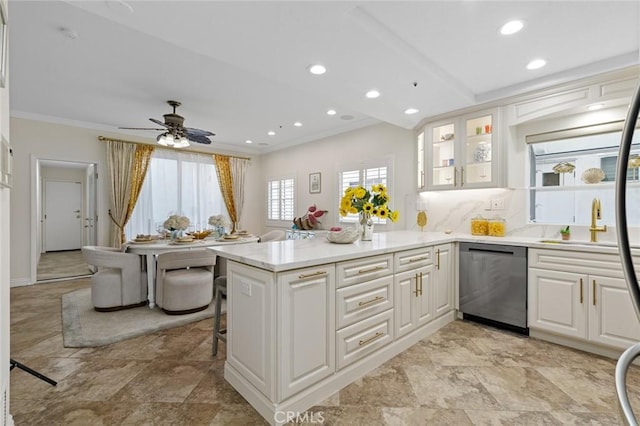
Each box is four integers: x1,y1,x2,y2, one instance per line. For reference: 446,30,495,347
210,231,456,425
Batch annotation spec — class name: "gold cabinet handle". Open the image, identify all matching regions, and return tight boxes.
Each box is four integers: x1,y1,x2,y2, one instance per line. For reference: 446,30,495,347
358,265,384,274
358,296,383,307
359,332,384,346
580,278,583,304
419,272,423,296
409,256,429,263
460,166,465,187
413,273,420,297
453,167,457,186
298,271,327,279
593,279,596,306
436,249,440,270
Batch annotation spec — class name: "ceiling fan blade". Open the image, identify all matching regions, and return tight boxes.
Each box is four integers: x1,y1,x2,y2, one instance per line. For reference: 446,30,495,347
186,133,213,145
185,127,215,137
119,127,166,131
149,118,170,128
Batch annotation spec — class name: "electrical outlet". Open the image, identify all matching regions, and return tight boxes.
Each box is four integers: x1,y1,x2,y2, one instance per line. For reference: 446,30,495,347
492,198,505,210
241,282,252,296
485,199,492,210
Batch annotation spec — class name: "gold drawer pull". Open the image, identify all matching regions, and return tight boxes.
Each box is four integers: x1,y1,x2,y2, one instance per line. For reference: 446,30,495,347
358,332,384,346
436,249,440,270
298,271,327,279
580,278,583,304
409,256,429,263
593,279,596,306
358,265,384,274
358,296,383,307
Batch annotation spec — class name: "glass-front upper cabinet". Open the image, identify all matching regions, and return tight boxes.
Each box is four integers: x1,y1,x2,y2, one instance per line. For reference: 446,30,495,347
423,108,500,191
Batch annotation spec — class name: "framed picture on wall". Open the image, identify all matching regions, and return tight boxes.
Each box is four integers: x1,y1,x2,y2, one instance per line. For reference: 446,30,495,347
309,172,321,193
0,3,7,88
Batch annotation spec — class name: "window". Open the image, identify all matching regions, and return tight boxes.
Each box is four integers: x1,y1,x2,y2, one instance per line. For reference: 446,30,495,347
528,120,640,226
267,176,295,222
125,150,227,236
338,161,390,223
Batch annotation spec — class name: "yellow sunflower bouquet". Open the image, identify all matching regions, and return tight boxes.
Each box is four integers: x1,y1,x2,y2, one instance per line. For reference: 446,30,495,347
339,184,399,222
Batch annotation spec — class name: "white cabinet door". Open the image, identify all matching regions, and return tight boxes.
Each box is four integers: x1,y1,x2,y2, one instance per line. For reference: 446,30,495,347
528,268,587,339
394,265,433,338
433,244,453,318
589,275,640,349
278,265,335,401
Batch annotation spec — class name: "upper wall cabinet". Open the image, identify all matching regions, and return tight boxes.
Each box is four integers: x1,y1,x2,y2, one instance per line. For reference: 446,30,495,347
419,108,501,191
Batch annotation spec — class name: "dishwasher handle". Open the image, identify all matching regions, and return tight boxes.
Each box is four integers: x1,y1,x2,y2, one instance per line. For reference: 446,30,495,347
460,242,527,258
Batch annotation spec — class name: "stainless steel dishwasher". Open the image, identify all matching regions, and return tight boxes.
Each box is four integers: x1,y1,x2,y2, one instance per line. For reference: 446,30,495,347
459,242,528,334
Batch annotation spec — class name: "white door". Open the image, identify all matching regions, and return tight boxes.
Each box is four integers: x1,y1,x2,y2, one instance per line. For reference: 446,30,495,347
45,181,83,251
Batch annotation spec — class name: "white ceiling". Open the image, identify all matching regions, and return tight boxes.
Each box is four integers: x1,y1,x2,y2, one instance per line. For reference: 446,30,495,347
9,1,640,154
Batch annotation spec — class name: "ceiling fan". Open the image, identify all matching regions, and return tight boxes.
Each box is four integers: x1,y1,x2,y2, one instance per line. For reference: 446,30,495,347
119,100,215,147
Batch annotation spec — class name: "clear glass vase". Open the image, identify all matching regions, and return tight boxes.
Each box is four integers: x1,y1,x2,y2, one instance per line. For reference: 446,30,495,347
170,229,183,241
359,212,374,241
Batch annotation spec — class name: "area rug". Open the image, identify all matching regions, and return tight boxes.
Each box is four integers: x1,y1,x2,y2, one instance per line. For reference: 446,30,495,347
61,287,224,348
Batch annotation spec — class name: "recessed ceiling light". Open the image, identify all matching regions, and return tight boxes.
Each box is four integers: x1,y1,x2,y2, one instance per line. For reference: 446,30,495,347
366,90,380,99
526,59,546,70
245,140,253,144
308,64,326,75
327,109,337,116
293,122,303,127
500,20,524,35
588,103,605,111
404,108,419,115
267,131,276,136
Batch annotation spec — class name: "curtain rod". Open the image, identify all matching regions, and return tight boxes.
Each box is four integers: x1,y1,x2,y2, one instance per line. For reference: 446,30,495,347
97,136,252,161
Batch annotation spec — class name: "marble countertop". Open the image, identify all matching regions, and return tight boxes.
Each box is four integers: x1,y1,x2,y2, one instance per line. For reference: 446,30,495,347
209,230,638,272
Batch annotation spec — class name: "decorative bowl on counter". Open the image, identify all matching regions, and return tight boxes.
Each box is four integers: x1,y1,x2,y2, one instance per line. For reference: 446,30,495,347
581,167,605,184
326,228,360,244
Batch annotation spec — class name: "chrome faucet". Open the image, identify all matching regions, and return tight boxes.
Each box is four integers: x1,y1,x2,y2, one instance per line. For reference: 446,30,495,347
589,197,607,242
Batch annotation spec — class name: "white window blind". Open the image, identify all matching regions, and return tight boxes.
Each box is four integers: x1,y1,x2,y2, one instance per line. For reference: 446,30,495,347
267,177,295,221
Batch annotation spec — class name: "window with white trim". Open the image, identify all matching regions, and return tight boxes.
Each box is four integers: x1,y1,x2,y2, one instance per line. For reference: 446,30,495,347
338,161,390,223
267,176,295,222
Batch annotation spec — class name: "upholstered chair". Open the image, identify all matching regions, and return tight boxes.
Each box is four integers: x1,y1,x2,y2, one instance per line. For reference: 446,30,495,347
155,250,216,315
81,246,147,312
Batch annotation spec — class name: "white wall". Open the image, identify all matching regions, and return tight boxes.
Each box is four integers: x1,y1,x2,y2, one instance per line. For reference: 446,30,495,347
260,122,414,232
2,0,11,422
9,118,262,285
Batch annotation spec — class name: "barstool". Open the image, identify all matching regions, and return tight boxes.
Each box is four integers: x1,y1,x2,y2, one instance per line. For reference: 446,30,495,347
212,275,227,356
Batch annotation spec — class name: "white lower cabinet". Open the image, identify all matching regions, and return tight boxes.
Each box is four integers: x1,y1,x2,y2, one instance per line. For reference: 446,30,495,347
395,265,433,338
433,243,453,317
278,264,335,400
528,249,640,350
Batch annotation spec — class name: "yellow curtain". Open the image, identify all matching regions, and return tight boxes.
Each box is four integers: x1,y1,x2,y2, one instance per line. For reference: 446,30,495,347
213,154,238,232
107,141,154,245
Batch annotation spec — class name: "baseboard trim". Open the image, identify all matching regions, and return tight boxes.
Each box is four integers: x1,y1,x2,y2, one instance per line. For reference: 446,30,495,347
10,278,31,288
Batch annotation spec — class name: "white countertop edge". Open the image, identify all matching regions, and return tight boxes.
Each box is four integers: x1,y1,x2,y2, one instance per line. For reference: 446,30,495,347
208,230,638,272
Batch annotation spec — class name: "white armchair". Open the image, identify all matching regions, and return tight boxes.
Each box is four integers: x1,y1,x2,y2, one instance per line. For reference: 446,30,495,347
81,246,147,311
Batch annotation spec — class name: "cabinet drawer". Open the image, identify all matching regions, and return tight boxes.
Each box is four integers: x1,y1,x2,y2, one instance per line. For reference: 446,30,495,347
337,254,393,288
336,275,394,329
529,248,623,278
394,247,433,273
336,309,393,370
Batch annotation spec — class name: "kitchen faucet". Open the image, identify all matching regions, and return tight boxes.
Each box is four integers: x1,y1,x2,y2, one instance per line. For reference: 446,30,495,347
589,197,607,242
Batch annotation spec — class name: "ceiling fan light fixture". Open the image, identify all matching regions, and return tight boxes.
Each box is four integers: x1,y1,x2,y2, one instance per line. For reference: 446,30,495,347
173,136,190,148
157,133,174,147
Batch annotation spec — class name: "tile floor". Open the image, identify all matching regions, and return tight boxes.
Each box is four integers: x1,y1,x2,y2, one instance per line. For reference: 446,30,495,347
9,278,640,425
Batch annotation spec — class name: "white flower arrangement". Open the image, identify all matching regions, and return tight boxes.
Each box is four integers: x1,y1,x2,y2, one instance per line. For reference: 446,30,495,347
163,214,190,231
208,215,229,228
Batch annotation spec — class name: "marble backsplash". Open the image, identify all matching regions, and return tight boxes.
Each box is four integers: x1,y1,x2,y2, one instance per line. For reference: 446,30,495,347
414,187,636,245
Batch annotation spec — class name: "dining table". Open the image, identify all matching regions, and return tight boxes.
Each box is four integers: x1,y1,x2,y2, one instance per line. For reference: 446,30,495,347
125,234,259,308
